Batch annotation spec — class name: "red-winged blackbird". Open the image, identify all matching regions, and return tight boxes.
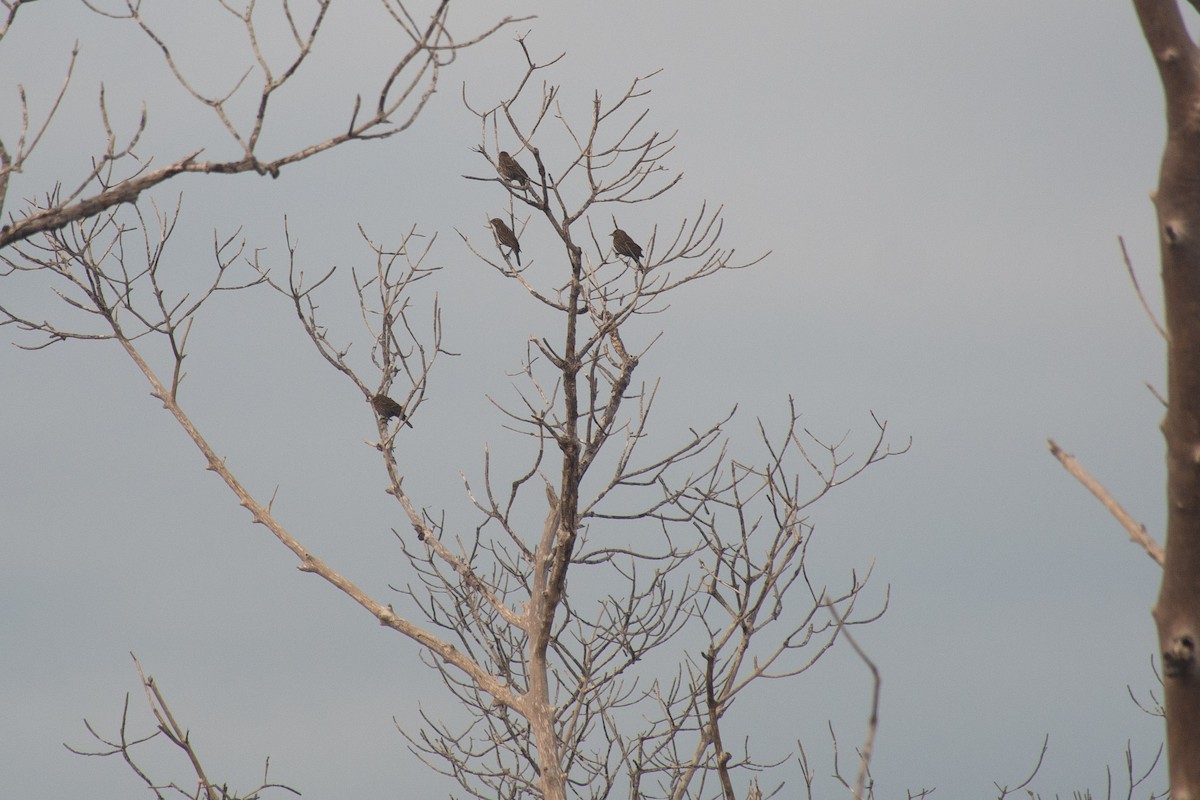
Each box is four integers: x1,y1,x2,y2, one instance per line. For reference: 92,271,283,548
497,151,530,188
371,393,413,427
489,218,522,265
611,228,643,266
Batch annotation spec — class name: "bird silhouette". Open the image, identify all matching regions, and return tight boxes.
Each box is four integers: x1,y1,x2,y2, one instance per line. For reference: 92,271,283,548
371,394,413,427
489,218,522,265
611,228,643,267
497,151,530,188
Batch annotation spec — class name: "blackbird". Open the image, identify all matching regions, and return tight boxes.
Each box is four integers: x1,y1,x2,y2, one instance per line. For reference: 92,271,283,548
371,394,413,427
611,227,643,267
489,218,522,265
497,151,530,188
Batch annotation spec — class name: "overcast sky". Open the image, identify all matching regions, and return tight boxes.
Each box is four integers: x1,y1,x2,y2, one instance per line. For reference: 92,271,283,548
0,1,1173,797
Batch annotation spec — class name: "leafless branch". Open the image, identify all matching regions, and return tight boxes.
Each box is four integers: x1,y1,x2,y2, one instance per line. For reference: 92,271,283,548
994,735,1048,799
64,654,300,800
1,2,527,251
1047,438,1164,566
1118,235,1168,341
824,597,880,800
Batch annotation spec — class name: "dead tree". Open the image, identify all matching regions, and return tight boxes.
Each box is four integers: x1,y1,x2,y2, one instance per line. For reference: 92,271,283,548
1132,1,1200,793
1046,1,1200,796
2,28,906,800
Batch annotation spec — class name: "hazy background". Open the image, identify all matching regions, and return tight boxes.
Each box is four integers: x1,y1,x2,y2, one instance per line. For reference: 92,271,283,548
1,1,1170,797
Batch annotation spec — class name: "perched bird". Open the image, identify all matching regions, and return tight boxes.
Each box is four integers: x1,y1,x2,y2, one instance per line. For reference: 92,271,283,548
371,393,413,428
489,218,522,265
611,227,643,267
497,151,530,188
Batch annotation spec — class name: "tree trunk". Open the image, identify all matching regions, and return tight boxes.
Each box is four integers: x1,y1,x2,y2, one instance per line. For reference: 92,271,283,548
1133,1,1200,795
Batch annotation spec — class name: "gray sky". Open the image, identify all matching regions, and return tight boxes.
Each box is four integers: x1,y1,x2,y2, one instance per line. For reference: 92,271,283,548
1,1,1171,797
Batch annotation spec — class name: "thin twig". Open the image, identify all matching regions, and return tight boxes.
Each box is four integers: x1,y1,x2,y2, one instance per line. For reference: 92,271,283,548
1118,235,1168,341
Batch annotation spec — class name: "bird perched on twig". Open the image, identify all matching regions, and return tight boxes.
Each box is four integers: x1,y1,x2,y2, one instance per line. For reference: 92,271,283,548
489,218,522,265
497,151,530,188
611,227,643,267
371,393,413,427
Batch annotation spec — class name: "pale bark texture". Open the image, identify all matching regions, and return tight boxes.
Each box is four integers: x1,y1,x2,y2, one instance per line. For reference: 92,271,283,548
1134,1,1200,795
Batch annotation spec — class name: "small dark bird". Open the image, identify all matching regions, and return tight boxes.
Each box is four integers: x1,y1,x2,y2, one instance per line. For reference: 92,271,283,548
371,393,413,427
611,228,643,266
489,218,522,265
497,151,530,188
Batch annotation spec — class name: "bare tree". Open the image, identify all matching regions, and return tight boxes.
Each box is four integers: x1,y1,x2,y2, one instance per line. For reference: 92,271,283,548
1131,2,1200,791
14,5,1168,798
3,11,906,800
1128,0,1200,791
1045,0,1200,795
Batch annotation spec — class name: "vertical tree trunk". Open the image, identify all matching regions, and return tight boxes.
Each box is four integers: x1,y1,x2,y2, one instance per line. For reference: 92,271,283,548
1133,1,1200,795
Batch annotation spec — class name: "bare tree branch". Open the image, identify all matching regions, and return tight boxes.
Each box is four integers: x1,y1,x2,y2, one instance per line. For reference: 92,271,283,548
65,654,301,800
1,1,528,251
825,596,880,800
1047,438,1164,566
1118,235,1168,341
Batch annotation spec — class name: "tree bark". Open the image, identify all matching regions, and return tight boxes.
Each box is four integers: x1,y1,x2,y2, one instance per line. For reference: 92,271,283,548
1133,1,1200,795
